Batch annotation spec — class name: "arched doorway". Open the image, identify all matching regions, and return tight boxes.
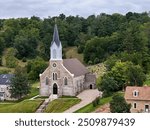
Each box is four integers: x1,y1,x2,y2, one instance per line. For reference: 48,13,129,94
90,84,93,89
53,83,58,94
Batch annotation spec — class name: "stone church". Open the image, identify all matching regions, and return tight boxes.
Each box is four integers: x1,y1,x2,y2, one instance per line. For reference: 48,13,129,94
40,24,96,97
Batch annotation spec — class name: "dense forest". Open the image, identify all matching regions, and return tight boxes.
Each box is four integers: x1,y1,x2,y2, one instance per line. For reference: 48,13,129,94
0,12,150,92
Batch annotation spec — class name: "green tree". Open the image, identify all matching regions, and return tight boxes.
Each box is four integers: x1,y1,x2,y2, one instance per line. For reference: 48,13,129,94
110,94,131,113
99,61,146,96
10,67,30,99
14,28,39,59
99,75,119,97
5,48,18,68
127,65,146,86
26,57,48,80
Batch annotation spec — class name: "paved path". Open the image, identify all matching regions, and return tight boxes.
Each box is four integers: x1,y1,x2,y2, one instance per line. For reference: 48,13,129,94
29,95,39,100
36,95,57,113
64,89,100,113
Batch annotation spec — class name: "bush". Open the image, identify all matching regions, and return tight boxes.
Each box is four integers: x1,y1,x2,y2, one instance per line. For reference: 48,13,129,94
110,94,131,113
6,56,18,68
77,45,84,54
94,57,100,64
0,69,10,74
5,48,18,68
88,60,93,65
22,57,27,62
92,97,100,107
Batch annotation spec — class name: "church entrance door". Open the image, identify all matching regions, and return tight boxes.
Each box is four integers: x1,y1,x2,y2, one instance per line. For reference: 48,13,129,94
53,83,58,94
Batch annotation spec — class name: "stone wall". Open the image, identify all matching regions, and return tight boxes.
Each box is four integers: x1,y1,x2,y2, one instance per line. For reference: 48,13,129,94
126,99,150,113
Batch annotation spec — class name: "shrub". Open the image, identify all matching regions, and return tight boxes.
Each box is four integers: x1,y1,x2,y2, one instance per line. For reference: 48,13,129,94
22,57,27,62
92,97,100,107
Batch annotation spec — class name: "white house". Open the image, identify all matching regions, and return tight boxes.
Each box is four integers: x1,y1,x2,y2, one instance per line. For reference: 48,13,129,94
0,74,14,101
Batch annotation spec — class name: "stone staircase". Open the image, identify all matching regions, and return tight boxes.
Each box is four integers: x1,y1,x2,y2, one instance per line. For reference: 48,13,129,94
36,94,58,113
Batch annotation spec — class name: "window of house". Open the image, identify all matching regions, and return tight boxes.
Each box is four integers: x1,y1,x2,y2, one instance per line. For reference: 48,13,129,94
133,102,137,108
64,77,68,85
133,90,139,97
0,88,4,92
0,92,4,97
46,77,49,85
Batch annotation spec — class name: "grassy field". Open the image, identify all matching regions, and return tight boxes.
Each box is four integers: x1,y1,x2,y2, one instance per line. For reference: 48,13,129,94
75,92,124,113
23,82,39,100
64,47,84,64
0,82,41,113
44,98,81,113
0,100,43,113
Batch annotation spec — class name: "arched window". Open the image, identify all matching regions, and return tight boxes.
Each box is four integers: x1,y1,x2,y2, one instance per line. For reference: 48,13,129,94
53,73,57,80
45,77,49,85
64,77,68,85
53,49,57,59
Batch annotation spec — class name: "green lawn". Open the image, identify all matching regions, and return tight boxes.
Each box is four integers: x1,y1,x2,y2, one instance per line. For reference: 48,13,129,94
75,92,124,113
44,98,81,113
0,100,43,113
0,82,41,113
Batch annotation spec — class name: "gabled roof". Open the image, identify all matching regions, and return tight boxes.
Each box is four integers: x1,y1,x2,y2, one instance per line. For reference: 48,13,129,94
125,86,150,101
63,58,88,77
0,74,14,85
51,24,61,47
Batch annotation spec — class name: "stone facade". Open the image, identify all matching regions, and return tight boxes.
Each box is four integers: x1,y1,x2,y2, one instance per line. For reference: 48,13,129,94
40,25,96,97
126,100,150,113
125,86,150,113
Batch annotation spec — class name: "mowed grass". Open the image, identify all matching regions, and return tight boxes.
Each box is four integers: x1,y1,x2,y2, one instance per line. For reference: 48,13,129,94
75,96,112,113
0,100,43,113
0,82,41,113
44,98,81,113
75,92,124,113
64,47,84,64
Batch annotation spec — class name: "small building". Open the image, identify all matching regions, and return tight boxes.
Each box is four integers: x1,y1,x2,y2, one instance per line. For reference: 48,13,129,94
40,24,96,98
125,86,150,113
0,74,14,101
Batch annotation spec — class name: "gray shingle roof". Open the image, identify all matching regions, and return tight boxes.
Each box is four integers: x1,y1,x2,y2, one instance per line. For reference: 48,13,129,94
51,24,61,47
0,74,14,85
85,73,96,82
63,58,88,77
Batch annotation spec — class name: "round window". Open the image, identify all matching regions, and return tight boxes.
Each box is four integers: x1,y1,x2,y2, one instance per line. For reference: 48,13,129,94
53,63,56,67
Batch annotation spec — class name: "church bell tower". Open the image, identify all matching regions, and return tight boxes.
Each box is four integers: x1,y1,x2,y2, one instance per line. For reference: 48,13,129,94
50,24,62,60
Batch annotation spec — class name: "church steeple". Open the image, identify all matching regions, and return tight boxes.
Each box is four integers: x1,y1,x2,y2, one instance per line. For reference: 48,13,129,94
50,24,62,60
51,24,61,47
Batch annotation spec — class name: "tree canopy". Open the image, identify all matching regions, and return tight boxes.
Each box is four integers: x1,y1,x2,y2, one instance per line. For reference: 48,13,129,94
10,67,30,99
